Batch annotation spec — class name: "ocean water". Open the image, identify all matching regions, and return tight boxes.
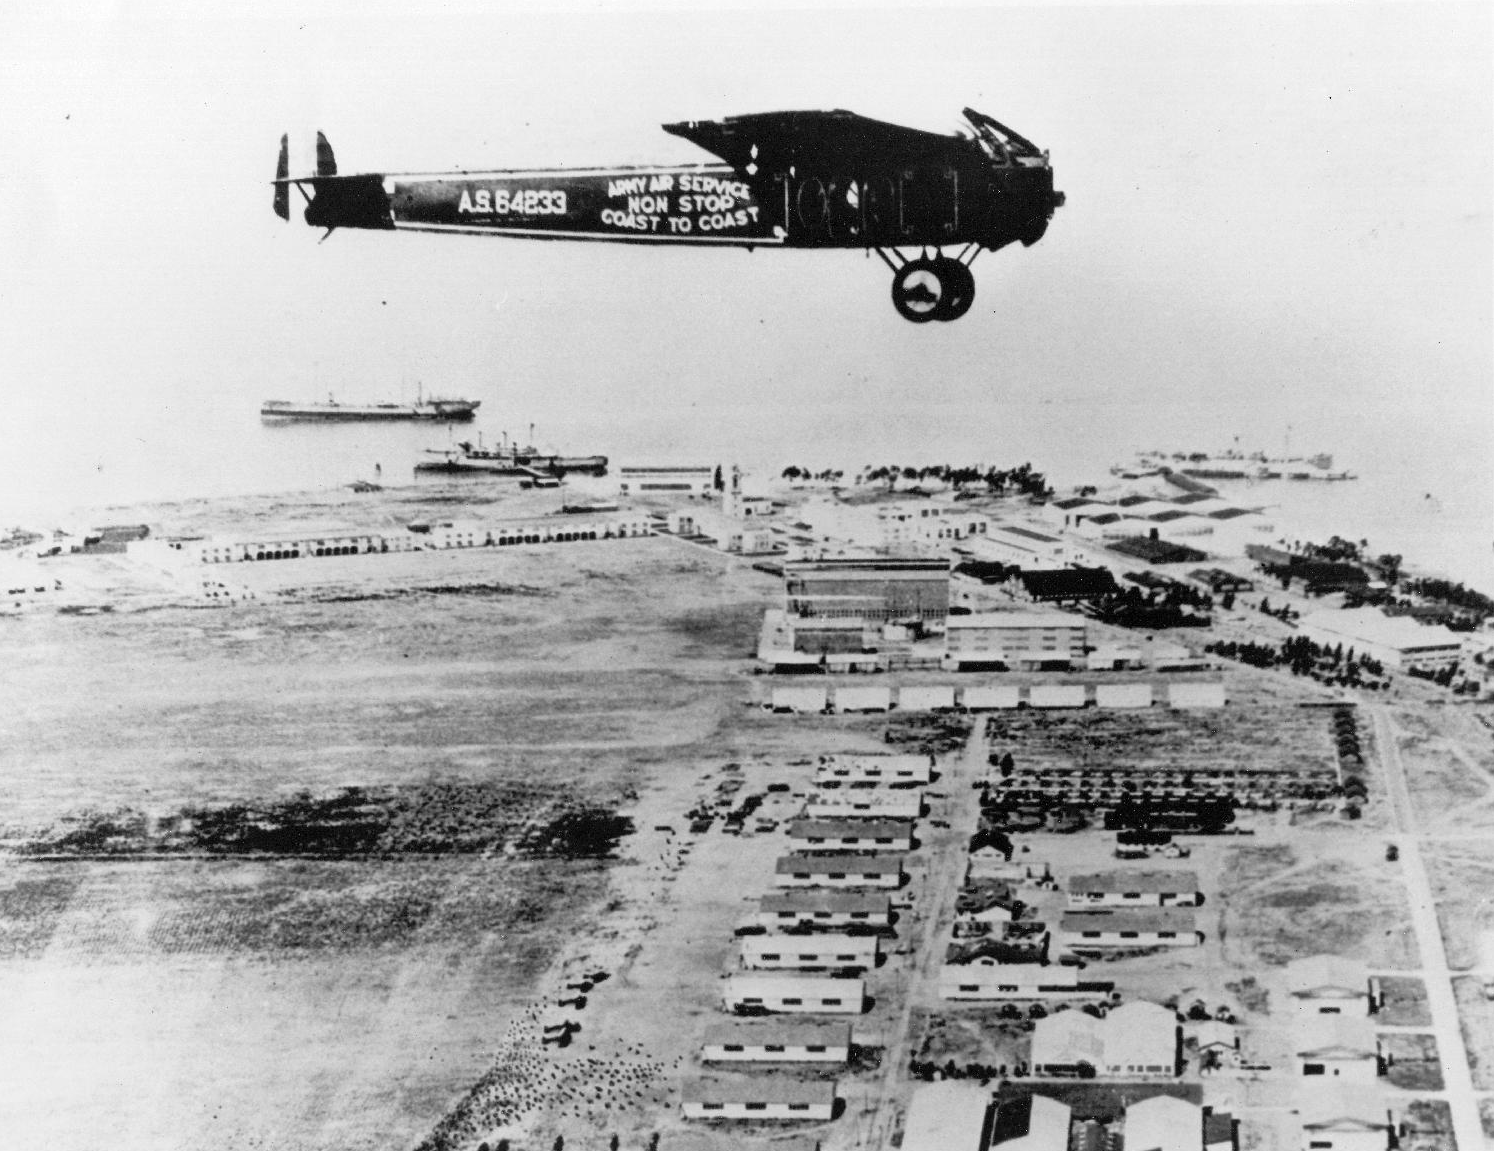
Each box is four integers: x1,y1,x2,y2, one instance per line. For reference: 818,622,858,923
5,393,1490,594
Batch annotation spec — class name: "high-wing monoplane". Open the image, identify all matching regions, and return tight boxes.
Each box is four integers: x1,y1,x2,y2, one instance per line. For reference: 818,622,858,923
274,108,1063,323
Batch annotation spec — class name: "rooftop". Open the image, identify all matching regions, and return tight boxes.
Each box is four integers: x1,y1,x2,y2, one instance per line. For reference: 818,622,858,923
760,891,891,914
787,819,914,840
1286,954,1369,995
1018,568,1121,600
681,1076,837,1106
1300,608,1462,652
700,1020,852,1048
1125,1095,1200,1151
902,1083,996,1151
775,854,904,874
995,525,1062,543
1061,908,1198,933
1068,870,1200,894
1299,1089,1392,1130
1295,1015,1378,1054
947,611,1085,630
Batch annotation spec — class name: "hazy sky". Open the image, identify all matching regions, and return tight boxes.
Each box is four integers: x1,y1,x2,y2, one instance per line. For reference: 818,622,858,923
1,1,1490,520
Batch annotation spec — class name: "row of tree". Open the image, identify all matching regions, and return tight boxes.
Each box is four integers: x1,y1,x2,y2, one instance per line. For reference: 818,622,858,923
855,462,1053,498
1204,636,1388,688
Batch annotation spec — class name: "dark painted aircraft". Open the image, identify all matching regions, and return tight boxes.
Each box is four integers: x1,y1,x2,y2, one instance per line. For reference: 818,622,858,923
273,108,1063,323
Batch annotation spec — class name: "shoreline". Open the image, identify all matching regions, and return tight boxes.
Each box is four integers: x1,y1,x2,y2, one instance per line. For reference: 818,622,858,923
10,461,1489,605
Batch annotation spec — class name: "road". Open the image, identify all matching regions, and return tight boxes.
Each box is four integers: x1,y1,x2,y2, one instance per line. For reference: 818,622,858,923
1371,704,1487,1151
851,732,985,1151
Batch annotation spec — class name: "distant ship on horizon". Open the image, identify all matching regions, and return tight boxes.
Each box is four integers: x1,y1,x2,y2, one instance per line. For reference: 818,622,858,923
261,389,480,422
1114,447,1356,482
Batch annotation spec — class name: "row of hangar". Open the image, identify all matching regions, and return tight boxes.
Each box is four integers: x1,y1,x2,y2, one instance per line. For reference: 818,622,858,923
767,681,1228,714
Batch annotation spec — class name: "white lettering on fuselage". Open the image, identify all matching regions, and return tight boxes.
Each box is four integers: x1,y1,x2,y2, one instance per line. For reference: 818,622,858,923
600,170,758,237
457,187,567,216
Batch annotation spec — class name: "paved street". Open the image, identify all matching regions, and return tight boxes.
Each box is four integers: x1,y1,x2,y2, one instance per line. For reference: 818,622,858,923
1371,704,1488,1151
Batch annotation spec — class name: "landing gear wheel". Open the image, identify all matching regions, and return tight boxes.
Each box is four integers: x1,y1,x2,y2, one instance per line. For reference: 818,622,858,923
891,258,946,323
935,259,975,321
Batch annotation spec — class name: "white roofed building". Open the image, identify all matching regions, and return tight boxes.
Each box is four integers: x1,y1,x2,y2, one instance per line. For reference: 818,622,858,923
939,957,1114,1002
1030,1010,1105,1076
723,973,866,1015
902,1082,997,1151
773,853,905,889
806,788,922,821
1297,1090,1394,1151
681,1076,837,1120
755,891,892,929
1060,909,1201,949
1298,609,1463,672
816,754,933,787
740,932,879,971
788,819,915,852
1294,1017,1382,1082
1126,1096,1202,1151
700,1020,851,1063
619,465,715,497
1066,870,1201,907
944,612,1086,670
1103,1001,1181,1076
1285,955,1374,1017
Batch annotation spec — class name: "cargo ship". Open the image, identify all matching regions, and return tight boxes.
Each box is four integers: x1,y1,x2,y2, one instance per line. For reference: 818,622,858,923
416,432,607,477
261,391,479,422
1114,449,1355,482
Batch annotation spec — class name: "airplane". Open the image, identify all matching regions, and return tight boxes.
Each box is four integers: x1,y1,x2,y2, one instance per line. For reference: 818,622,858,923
273,108,1063,323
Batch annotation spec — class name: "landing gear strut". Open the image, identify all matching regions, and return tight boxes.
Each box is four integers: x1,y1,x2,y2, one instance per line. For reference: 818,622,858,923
880,248,980,323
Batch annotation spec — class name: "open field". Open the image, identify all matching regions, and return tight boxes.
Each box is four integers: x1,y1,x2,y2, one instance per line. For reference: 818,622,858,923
1452,976,1494,1092
0,529,818,1151
1376,975,1432,1026
1217,837,1419,970
1380,1031,1444,1091
1390,705,1494,833
1425,843,1494,972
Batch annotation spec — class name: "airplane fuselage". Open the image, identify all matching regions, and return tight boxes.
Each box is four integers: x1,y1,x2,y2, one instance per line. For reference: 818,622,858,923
306,158,1056,253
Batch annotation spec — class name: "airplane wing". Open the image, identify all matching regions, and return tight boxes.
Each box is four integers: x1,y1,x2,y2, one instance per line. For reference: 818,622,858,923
661,110,977,177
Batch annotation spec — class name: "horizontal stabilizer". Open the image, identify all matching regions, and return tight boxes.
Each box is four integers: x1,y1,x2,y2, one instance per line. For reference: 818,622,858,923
273,134,290,220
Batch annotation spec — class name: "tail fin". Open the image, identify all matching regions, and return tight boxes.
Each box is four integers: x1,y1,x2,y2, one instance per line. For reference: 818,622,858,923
316,131,337,177
273,133,290,220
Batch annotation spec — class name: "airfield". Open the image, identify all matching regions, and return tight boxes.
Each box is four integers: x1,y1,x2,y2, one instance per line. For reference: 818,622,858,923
2,481,1492,1151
